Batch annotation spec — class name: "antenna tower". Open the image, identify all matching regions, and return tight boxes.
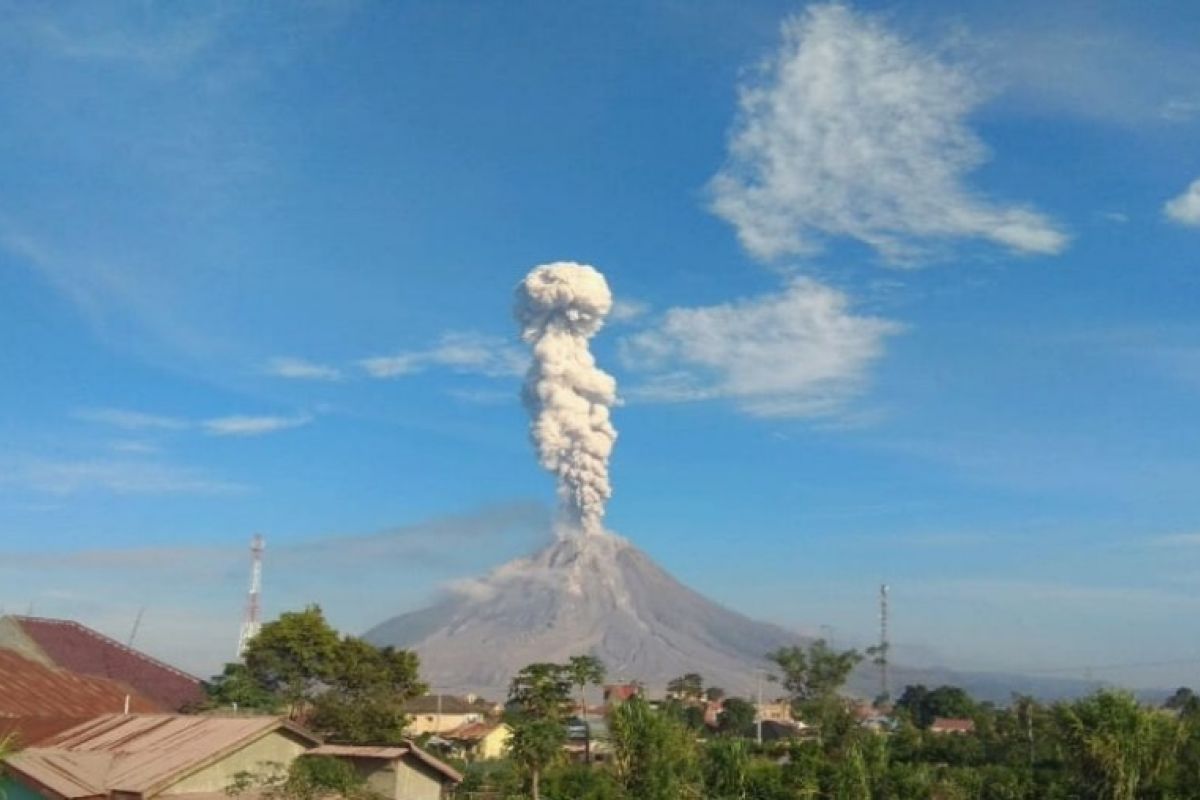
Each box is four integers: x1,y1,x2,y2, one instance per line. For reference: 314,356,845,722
236,534,265,659
878,583,891,702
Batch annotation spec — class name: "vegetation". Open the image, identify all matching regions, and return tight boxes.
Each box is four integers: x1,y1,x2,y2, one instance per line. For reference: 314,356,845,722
228,755,383,800
203,606,425,744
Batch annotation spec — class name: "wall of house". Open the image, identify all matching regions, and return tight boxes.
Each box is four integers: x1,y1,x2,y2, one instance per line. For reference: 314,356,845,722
160,730,311,795
345,760,397,798
395,760,445,800
1,776,49,800
479,728,511,760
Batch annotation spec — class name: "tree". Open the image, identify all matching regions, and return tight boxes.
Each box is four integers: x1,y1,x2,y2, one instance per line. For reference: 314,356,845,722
705,686,727,703
1056,690,1185,800
228,755,380,800
1163,687,1200,716
206,607,425,744
894,685,978,729
242,606,342,715
717,697,757,738
506,719,566,800
609,696,699,800
767,640,862,706
566,655,606,763
506,663,573,800
667,672,705,701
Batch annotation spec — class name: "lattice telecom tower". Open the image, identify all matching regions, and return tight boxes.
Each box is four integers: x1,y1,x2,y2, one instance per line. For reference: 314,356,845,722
236,534,265,659
878,583,891,701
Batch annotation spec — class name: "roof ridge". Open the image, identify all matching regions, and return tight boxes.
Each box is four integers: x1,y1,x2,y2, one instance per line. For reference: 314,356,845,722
13,616,203,684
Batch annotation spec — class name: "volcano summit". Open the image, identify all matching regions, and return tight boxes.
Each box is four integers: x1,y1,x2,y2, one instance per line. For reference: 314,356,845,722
364,530,801,696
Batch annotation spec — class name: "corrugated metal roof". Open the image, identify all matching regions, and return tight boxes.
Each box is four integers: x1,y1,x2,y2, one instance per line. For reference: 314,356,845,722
7,617,204,712
309,744,410,759
8,714,319,799
0,650,163,745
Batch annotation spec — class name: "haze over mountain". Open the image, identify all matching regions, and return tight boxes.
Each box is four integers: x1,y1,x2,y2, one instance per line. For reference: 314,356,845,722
365,531,1103,703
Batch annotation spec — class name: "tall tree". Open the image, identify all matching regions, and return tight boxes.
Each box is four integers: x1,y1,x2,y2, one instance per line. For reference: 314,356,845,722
667,672,705,702
566,655,606,764
506,663,573,800
717,697,758,738
242,606,342,716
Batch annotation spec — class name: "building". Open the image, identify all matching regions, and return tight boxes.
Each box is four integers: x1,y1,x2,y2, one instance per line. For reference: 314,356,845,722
756,701,794,724
929,717,976,735
0,649,164,745
401,694,497,735
1,714,462,800
0,616,205,711
602,683,642,707
310,744,462,799
1,714,320,800
442,721,512,761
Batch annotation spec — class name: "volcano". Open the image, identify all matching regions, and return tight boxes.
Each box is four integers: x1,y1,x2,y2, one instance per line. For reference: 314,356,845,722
365,531,804,697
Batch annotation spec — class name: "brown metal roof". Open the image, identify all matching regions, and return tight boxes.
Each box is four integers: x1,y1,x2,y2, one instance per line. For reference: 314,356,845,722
7,617,204,712
0,650,163,746
7,714,320,799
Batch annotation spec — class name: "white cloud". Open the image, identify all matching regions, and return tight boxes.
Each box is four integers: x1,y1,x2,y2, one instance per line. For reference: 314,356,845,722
1165,178,1200,226
610,298,650,323
202,414,312,437
359,332,526,379
74,407,188,430
1161,98,1200,123
1149,533,1200,547
710,4,1068,264
619,278,902,418
267,356,342,381
1,458,245,495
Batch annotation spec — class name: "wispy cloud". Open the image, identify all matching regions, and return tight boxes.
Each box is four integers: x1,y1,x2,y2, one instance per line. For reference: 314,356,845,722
359,332,526,379
620,279,902,418
202,414,312,437
76,407,313,438
1165,178,1200,227
1161,97,1200,123
710,4,1067,264
610,298,650,323
74,407,188,430
266,357,343,382
0,457,246,496
1148,533,1200,547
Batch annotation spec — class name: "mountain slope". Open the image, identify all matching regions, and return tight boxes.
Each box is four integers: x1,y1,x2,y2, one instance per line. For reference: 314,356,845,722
365,532,801,697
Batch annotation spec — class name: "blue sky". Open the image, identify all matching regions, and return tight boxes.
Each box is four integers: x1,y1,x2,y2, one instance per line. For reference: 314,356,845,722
1,0,1199,688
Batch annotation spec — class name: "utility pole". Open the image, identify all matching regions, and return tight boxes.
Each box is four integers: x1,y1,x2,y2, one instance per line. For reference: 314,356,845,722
236,534,265,659
756,670,764,746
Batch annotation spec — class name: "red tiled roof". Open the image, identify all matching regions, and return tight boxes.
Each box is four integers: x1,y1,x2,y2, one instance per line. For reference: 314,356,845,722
9,616,204,712
929,717,975,733
444,721,505,742
0,649,163,746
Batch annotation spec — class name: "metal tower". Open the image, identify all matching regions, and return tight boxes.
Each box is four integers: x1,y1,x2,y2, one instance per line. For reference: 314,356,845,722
236,534,265,659
878,583,891,702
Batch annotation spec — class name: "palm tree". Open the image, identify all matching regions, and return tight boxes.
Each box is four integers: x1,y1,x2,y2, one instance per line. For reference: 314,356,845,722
566,655,606,764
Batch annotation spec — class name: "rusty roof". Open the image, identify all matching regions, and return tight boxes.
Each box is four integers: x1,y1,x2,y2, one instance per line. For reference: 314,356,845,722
5,617,204,712
443,721,507,742
0,650,163,746
6,714,320,799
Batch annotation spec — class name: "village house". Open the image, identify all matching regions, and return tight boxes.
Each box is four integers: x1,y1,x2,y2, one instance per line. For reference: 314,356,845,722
441,720,512,761
401,694,498,735
0,714,461,800
929,717,976,735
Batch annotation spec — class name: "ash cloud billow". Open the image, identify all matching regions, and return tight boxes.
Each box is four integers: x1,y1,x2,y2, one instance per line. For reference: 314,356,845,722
515,262,617,536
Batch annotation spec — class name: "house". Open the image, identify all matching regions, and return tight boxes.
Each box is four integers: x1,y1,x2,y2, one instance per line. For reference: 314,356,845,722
442,721,512,761
0,713,320,800
929,717,976,735
0,649,164,746
756,701,794,723
401,694,496,735
309,744,461,799
0,616,204,711
602,683,641,707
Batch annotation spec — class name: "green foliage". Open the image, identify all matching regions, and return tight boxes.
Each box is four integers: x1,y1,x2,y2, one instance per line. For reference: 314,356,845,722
507,718,567,800
702,737,749,799
716,697,757,738
767,640,862,707
205,606,425,745
667,672,706,701
509,662,575,722
894,684,979,729
609,696,700,800
227,756,379,800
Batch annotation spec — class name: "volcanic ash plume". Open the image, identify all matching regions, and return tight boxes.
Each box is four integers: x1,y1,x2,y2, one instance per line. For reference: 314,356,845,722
515,262,617,536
